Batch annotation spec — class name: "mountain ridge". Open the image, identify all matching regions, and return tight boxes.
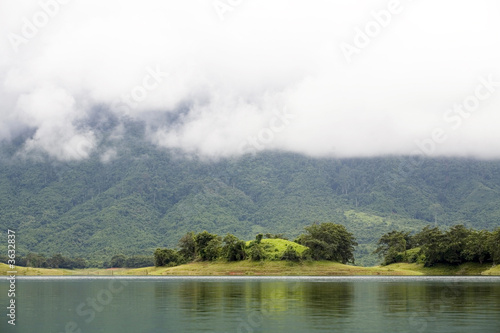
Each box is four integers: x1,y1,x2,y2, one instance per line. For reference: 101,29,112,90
1,133,500,266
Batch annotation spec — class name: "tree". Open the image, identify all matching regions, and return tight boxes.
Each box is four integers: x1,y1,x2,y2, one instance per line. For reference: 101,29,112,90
47,254,66,268
0,254,8,264
25,253,48,268
463,230,491,264
281,245,300,262
490,228,500,264
125,255,154,268
248,242,266,261
442,225,471,264
194,231,222,261
222,234,246,261
373,230,413,265
255,233,263,244
110,254,127,268
178,231,196,262
205,238,222,261
265,233,288,240
71,257,88,269
414,226,445,266
154,248,180,267
296,222,357,264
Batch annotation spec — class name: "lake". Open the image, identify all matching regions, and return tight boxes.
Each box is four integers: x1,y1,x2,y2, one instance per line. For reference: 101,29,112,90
1,276,500,332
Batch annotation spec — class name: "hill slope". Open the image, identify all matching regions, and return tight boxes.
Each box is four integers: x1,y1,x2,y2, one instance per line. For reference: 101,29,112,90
1,131,500,265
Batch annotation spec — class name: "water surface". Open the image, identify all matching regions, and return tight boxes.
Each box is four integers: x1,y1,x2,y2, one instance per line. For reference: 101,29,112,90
1,276,499,332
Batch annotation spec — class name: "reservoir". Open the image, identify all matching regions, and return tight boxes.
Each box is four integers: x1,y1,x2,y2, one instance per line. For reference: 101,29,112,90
1,276,500,332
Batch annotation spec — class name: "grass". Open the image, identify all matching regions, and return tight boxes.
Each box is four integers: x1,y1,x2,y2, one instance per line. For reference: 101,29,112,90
482,264,500,276
2,261,499,277
0,263,76,276
382,262,497,276
0,261,418,276
123,260,422,276
246,238,309,259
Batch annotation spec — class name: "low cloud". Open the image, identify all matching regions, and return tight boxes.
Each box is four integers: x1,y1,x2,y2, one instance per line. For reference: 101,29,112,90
1,0,500,160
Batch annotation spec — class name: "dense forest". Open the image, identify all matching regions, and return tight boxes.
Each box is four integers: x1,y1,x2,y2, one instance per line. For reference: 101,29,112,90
375,225,500,266
1,120,500,266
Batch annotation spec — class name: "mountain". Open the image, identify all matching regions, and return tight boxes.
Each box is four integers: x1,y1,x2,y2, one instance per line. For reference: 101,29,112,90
1,126,500,266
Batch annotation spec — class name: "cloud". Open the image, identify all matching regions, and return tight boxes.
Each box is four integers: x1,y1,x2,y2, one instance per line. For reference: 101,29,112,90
1,0,500,160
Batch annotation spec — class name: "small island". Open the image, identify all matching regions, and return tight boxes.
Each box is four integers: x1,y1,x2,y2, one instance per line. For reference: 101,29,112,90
2,223,499,276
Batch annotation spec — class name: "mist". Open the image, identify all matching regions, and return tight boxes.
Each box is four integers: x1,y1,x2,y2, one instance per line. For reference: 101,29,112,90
1,0,500,161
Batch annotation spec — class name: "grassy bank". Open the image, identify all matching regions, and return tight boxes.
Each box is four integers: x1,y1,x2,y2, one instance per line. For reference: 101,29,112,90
2,261,499,276
382,262,498,276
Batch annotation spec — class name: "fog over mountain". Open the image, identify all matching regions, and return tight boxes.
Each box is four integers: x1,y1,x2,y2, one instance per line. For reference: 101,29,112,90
1,0,500,160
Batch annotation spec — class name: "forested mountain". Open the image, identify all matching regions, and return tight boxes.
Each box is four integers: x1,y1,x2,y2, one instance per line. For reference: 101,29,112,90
1,123,500,266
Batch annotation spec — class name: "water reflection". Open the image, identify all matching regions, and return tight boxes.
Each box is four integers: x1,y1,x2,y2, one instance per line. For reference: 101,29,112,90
377,280,500,333
0,277,499,333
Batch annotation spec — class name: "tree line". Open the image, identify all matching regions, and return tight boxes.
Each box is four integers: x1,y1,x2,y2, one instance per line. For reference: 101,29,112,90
374,225,500,266
0,223,358,269
0,253,155,269
0,253,87,269
154,222,358,267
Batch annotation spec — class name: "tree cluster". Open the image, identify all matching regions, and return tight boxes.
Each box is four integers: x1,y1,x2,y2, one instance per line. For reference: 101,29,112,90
2,253,88,269
295,223,358,264
375,225,500,267
154,222,358,267
104,254,154,268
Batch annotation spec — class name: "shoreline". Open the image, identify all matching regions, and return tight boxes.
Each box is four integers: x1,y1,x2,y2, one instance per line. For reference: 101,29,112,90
2,261,499,277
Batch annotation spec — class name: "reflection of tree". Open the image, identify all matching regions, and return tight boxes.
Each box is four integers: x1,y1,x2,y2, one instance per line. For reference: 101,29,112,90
154,279,500,332
378,281,500,332
301,282,354,317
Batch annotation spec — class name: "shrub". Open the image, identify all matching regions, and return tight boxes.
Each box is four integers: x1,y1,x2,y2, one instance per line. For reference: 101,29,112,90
281,246,301,262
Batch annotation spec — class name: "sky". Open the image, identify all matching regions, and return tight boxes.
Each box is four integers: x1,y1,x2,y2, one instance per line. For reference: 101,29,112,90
1,0,500,161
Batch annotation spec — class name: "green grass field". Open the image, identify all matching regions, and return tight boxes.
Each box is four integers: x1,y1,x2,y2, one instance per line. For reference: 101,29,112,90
2,261,498,277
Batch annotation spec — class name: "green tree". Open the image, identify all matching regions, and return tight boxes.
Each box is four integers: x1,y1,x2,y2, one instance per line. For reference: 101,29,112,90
222,234,246,261
296,222,357,264
125,255,154,268
205,238,222,261
25,253,48,268
248,243,266,261
442,225,471,264
281,245,300,262
255,233,263,244
265,233,288,240
194,231,222,261
178,231,196,262
110,254,127,268
71,257,87,269
47,254,66,268
414,226,445,266
463,230,491,264
154,248,180,267
490,228,500,264
373,230,413,264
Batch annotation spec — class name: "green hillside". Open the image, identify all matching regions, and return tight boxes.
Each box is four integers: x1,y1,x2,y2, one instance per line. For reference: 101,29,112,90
245,238,309,260
1,127,500,266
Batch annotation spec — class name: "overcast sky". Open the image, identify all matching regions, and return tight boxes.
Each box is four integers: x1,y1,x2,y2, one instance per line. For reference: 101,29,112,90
1,0,499,161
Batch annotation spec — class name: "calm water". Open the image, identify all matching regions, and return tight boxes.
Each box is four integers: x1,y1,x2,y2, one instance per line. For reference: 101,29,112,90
1,276,500,333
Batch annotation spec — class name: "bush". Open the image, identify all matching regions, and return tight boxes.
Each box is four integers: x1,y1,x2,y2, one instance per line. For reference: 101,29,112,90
110,254,127,268
281,246,301,262
248,243,267,261
222,234,246,261
154,248,181,267
125,255,154,268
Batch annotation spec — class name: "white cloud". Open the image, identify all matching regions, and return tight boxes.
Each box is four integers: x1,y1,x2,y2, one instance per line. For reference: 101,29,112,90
1,0,500,160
